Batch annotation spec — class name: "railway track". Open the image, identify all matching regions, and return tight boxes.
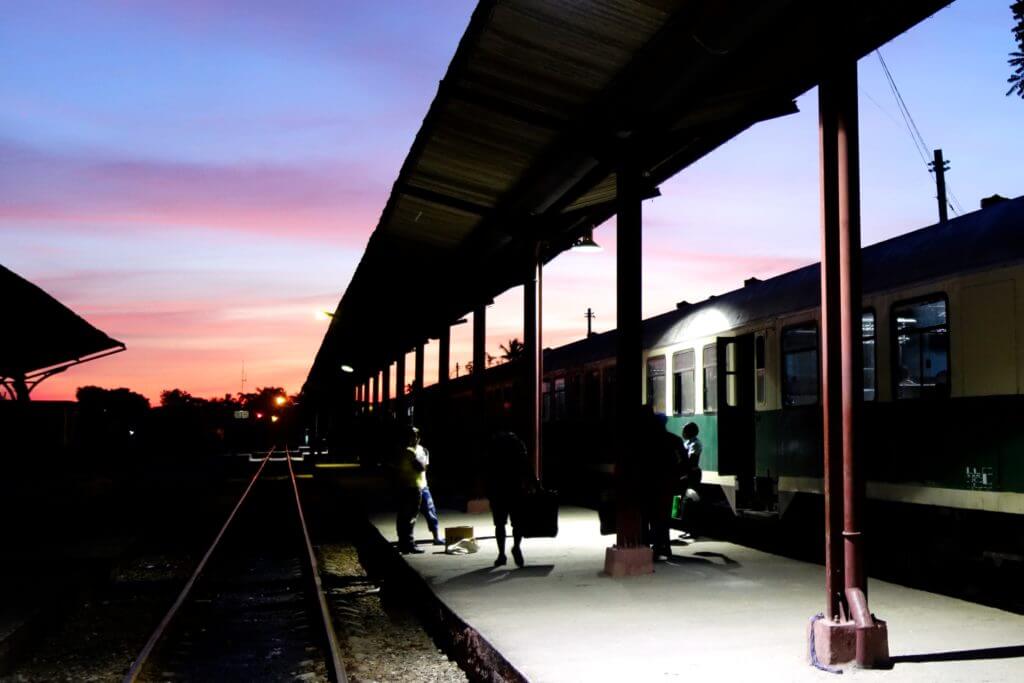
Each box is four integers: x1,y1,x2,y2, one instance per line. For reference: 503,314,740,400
123,448,346,682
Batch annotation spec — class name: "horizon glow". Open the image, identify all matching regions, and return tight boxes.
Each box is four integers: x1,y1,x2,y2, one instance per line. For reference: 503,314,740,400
2,1,1021,402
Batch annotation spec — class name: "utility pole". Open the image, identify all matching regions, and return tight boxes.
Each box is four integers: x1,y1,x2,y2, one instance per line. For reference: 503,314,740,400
585,307,596,337
929,149,949,224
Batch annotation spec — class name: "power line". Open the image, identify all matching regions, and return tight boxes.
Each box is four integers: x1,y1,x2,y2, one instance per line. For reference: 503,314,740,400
874,50,962,217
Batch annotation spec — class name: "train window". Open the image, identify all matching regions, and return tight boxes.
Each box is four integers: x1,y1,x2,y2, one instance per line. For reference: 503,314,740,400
782,324,819,407
542,381,551,422
568,374,582,419
672,349,695,416
554,377,567,419
646,356,666,413
603,367,616,419
863,310,876,401
584,370,600,419
702,344,718,413
755,334,766,404
893,296,949,399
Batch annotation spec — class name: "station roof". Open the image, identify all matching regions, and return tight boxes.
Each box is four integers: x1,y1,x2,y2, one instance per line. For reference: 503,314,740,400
306,0,952,394
0,264,125,381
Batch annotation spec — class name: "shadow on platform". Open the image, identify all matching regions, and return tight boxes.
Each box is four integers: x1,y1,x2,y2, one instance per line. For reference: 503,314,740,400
892,645,1024,665
442,564,556,588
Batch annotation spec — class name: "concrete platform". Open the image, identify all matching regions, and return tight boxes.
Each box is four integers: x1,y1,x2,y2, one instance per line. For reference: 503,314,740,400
368,505,1024,682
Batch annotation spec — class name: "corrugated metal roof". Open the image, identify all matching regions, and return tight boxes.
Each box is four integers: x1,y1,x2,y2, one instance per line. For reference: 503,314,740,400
306,0,953,395
1,264,125,379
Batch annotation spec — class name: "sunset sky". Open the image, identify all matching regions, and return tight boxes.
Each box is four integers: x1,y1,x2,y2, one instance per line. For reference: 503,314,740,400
2,1,1021,403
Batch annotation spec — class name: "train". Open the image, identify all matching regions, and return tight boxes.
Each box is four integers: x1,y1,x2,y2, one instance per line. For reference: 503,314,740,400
407,194,1024,566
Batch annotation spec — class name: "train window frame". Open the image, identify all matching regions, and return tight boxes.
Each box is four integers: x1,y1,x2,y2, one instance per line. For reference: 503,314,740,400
890,293,950,400
542,380,552,422
781,322,819,408
862,308,877,401
755,334,766,405
672,349,695,416
702,344,718,414
646,355,667,414
553,377,567,420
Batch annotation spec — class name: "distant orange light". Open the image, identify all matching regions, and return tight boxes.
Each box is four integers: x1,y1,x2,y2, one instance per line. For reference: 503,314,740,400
275,395,286,406
256,412,264,419
271,415,279,423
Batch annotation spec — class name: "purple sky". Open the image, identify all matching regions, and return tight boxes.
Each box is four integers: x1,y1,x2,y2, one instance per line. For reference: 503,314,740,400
2,1,1021,401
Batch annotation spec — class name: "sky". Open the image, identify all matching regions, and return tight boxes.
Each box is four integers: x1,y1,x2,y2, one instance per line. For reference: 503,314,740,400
1,1,1021,403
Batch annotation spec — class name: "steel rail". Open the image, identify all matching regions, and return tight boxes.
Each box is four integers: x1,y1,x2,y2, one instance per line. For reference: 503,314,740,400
122,448,275,683
286,448,348,683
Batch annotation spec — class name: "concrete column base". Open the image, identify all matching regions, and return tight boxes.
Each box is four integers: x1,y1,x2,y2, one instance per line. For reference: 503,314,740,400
466,498,491,514
810,617,889,668
603,546,654,577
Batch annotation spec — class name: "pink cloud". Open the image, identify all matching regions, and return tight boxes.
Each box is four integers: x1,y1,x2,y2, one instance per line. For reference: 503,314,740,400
0,140,387,242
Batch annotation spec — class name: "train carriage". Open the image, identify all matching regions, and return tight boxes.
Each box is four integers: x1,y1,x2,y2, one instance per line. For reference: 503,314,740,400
411,196,1023,558
627,195,1024,526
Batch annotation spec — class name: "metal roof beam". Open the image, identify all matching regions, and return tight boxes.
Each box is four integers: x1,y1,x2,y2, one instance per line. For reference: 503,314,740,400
441,80,569,131
400,183,495,217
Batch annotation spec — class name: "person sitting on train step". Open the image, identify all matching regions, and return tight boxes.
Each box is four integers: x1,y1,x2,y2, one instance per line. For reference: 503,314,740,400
678,422,703,540
395,426,443,554
485,431,535,567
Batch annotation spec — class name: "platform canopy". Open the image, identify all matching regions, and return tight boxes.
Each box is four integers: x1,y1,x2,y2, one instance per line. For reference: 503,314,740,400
1,264,125,399
306,0,952,394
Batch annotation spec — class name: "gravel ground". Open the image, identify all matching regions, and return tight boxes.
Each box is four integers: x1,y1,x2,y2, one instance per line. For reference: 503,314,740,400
319,544,468,683
0,556,191,682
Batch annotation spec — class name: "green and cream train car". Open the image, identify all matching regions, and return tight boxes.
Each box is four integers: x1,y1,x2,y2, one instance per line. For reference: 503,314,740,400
643,196,1024,520
544,195,1024,535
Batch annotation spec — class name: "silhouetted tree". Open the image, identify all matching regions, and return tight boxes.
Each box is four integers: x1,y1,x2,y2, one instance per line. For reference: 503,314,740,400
1010,1,1024,98
75,386,150,460
500,338,525,362
160,388,202,408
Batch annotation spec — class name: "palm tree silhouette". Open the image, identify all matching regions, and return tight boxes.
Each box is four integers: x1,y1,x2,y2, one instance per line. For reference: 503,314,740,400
500,338,525,362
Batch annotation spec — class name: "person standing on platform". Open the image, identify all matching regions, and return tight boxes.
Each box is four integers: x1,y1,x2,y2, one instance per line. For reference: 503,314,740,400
396,426,443,553
485,431,534,567
678,421,703,540
642,411,680,559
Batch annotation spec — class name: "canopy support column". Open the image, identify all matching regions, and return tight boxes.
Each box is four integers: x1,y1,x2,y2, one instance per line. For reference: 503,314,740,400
811,51,889,669
523,253,543,480
395,353,406,423
604,151,653,577
381,362,391,419
438,327,451,387
413,343,425,423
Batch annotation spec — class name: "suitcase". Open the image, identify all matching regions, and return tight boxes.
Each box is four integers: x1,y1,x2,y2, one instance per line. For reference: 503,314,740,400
598,498,616,535
516,489,559,538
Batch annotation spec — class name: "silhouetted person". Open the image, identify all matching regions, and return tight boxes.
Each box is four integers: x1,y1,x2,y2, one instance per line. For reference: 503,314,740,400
395,426,442,553
678,421,703,539
638,408,679,559
485,431,535,567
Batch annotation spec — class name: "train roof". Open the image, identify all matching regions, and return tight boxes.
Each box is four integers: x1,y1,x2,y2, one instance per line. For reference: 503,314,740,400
546,195,1024,369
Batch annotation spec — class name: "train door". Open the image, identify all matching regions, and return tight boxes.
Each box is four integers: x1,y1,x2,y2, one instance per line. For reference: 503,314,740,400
716,335,756,506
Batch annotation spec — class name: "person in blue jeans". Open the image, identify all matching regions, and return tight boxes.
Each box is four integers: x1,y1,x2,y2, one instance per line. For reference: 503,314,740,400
396,426,443,553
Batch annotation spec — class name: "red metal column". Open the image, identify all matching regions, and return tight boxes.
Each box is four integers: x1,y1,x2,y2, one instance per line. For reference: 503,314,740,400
818,72,846,623
836,56,867,606
395,353,406,422
602,150,652,576
438,327,451,387
473,303,487,430
815,53,888,669
370,373,378,414
523,256,542,480
414,343,425,393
